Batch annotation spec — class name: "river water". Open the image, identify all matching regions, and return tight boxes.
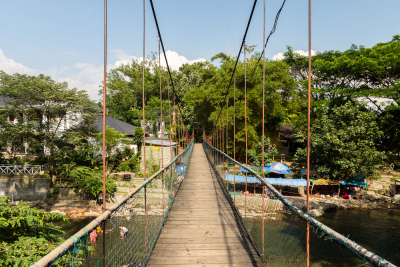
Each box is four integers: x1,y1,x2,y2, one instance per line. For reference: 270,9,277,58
58,209,400,266
318,209,400,265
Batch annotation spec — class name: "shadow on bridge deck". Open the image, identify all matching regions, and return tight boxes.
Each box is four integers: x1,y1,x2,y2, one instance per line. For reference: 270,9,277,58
148,143,264,266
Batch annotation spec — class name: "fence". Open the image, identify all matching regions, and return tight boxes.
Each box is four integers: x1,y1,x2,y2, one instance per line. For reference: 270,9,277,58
31,140,194,267
203,139,395,267
0,164,49,175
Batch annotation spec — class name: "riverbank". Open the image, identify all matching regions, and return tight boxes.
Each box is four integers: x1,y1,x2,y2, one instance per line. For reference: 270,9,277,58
231,192,400,218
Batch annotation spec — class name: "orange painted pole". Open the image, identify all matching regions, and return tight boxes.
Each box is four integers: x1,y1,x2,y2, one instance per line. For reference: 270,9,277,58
307,0,312,265
244,41,248,219
233,72,236,204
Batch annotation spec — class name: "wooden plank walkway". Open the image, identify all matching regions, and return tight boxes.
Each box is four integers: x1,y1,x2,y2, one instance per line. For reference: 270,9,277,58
148,144,264,267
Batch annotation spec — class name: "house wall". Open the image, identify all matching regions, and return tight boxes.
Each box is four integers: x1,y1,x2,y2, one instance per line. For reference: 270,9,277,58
140,145,177,171
264,131,290,155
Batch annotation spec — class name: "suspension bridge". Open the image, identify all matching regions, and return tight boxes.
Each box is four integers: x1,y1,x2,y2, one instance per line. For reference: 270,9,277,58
31,140,395,267
28,0,397,266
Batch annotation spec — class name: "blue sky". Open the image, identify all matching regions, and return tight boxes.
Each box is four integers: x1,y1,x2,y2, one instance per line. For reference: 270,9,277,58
0,0,399,100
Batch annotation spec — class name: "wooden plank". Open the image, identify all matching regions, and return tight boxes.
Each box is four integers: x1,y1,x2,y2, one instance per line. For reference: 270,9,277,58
148,144,263,266
147,255,261,265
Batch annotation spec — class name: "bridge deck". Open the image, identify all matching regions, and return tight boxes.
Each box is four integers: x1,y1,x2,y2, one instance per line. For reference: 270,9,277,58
148,144,264,266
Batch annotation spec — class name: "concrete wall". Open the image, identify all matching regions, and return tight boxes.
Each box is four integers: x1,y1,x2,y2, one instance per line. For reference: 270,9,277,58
140,146,177,171
0,176,51,201
0,176,94,202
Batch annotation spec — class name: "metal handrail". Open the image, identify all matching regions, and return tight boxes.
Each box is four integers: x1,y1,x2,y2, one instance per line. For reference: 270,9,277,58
203,139,396,267
32,140,194,267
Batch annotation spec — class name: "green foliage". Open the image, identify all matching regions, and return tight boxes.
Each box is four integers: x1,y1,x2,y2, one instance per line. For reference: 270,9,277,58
248,138,278,166
283,35,400,151
68,167,116,198
0,196,68,266
294,102,385,180
132,127,144,154
95,126,130,169
0,72,98,175
116,154,140,172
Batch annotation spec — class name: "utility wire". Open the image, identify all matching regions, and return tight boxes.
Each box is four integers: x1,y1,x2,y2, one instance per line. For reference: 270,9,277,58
209,0,258,134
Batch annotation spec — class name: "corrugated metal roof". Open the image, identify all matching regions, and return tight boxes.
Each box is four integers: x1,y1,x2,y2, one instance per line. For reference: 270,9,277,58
93,116,142,136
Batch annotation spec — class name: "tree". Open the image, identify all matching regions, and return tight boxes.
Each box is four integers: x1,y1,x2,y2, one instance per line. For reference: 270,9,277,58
68,167,116,198
283,35,400,152
184,52,298,161
0,72,98,179
248,138,278,166
293,102,385,180
0,196,68,266
132,127,144,155
96,126,130,168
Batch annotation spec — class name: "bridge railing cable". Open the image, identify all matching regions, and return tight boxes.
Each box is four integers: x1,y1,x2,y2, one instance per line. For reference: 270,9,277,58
31,140,195,267
202,139,395,267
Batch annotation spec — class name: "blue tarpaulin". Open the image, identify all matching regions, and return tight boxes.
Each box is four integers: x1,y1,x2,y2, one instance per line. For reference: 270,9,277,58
224,174,309,186
239,163,291,175
177,166,186,174
264,163,291,175
340,180,367,187
239,166,256,173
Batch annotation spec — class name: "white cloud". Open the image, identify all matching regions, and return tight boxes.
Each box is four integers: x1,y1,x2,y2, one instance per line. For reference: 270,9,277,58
0,49,37,75
160,50,206,71
0,48,204,101
111,49,206,71
272,50,317,61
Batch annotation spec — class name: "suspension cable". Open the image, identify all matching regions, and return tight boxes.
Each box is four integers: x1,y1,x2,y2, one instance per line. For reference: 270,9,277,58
218,0,288,125
208,0,258,135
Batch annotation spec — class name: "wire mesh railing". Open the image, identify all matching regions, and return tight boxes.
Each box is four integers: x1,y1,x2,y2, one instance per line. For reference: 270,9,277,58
202,139,395,267
31,140,194,267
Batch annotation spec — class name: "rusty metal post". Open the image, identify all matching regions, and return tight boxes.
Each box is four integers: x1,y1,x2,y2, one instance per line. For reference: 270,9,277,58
244,40,248,219
162,171,164,215
262,186,265,256
144,184,147,254
102,0,107,213
142,0,147,258
159,36,163,169
233,72,236,204
307,0,312,266
102,1,107,265
168,78,172,162
226,94,228,156
262,0,265,179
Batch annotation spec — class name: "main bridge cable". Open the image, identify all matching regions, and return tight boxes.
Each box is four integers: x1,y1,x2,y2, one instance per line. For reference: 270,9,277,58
233,0,287,113
208,0,258,135
251,0,287,77
209,0,287,136
149,0,186,132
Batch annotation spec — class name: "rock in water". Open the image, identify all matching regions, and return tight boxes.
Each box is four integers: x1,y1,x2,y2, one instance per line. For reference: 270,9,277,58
309,209,324,217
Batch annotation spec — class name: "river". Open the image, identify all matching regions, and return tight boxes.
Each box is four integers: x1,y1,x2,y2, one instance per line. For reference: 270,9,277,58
58,209,400,266
318,209,400,265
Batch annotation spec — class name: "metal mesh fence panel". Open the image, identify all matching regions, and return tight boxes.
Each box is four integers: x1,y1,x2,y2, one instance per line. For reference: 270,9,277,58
203,139,395,267
31,141,194,267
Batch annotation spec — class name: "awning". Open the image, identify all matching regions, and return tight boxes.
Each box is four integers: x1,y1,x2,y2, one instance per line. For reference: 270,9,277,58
300,168,317,177
224,174,309,186
312,178,340,186
340,180,367,187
